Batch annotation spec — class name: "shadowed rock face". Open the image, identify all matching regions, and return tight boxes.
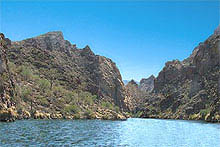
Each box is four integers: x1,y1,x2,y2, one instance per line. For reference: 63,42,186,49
140,25,220,122
10,31,127,110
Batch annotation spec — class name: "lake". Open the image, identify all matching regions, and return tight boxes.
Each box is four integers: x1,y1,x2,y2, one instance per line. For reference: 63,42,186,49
0,118,220,147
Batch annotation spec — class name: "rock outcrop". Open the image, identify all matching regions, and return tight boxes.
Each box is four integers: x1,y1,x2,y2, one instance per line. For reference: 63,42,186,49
139,75,155,93
140,25,220,122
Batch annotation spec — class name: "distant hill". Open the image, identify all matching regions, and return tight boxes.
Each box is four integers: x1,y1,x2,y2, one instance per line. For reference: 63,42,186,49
123,80,139,85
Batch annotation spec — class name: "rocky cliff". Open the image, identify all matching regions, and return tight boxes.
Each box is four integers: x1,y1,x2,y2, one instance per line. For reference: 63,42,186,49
124,76,155,113
140,26,220,122
0,31,127,121
139,75,155,93
0,36,17,122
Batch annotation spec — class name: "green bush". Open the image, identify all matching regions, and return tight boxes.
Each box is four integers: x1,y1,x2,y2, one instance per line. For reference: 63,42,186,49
134,111,143,118
8,62,17,73
32,74,40,81
38,97,49,107
84,109,94,119
53,85,66,96
101,101,114,110
64,104,80,114
21,86,32,102
38,78,50,92
64,91,77,104
200,109,210,118
115,106,120,113
78,91,97,105
20,66,33,81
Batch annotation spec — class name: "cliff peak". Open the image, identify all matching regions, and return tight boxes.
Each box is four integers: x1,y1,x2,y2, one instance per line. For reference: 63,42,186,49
128,80,138,87
36,31,64,40
19,31,72,51
81,45,95,56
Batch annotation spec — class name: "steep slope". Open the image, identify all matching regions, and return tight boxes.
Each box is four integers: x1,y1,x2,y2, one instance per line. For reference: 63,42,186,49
0,31,127,121
141,26,220,122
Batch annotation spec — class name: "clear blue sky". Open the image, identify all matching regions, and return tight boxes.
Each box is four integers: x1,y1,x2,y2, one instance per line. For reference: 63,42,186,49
0,0,219,81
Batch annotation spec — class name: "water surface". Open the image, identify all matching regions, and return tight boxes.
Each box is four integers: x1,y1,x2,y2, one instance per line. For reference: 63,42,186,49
0,118,220,146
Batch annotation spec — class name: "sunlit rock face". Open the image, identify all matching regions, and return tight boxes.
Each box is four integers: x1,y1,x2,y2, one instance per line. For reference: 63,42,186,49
139,75,155,93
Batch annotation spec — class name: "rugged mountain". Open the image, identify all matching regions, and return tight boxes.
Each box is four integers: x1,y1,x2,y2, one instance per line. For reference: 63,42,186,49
123,80,139,85
0,31,127,121
140,26,220,122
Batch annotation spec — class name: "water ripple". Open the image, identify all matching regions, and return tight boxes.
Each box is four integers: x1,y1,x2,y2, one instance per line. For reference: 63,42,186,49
0,118,220,147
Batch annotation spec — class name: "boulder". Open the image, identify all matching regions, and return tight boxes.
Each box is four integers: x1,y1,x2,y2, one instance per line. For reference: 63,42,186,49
0,108,17,122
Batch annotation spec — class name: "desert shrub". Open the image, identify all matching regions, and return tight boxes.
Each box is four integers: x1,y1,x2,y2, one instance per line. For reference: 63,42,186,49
134,111,143,118
64,104,80,114
125,112,133,117
20,66,33,81
115,106,120,113
8,62,17,73
38,78,50,92
53,85,66,96
21,86,32,102
32,74,40,81
84,96,94,105
78,91,97,105
73,113,81,119
189,113,201,120
54,99,65,109
101,101,114,110
101,101,120,112
200,109,210,118
84,109,95,119
64,91,77,104
38,97,49,107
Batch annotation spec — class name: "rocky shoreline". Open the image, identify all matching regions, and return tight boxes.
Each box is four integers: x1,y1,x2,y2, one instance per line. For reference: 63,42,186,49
0,108,127,122
140,113,220,123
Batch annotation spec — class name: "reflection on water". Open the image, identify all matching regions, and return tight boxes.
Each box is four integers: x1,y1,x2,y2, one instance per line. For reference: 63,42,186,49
0,118,220,146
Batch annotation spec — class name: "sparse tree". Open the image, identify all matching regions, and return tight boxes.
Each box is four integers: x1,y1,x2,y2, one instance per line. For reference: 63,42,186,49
48,68,57,90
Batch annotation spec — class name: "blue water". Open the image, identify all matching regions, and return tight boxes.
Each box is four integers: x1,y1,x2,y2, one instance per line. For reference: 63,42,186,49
0,118,220,147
